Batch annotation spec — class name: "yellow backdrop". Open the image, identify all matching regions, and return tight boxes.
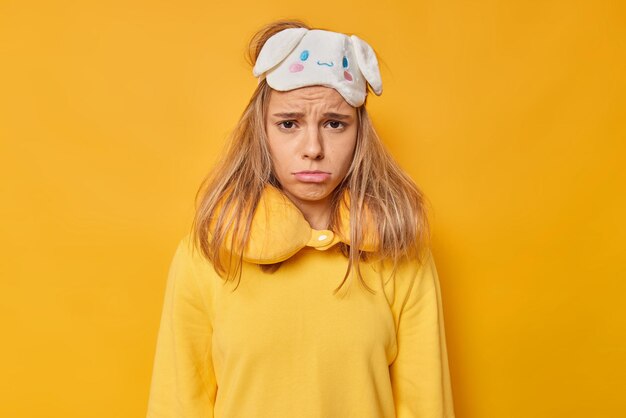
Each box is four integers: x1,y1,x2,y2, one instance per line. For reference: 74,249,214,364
1,1,624,417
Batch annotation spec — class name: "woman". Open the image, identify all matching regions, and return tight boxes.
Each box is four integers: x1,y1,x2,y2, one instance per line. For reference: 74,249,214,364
147,19,455,418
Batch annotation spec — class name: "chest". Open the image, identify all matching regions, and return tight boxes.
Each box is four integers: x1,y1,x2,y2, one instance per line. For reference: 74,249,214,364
210,247,397,365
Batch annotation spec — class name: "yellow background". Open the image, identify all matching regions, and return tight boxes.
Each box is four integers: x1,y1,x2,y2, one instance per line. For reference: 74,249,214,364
1,1,624,417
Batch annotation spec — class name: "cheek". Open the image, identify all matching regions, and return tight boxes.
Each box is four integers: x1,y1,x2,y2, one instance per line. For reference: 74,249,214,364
267,141,290,172
340,146,356,170
331,137,358,171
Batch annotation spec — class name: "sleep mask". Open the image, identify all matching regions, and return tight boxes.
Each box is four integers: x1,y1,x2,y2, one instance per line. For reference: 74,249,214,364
252,28,383,107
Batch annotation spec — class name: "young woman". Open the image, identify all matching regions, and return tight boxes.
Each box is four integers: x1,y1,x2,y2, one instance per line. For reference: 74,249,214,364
147,19,456,418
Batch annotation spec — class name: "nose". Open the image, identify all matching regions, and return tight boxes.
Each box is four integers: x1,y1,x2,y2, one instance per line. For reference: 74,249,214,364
302,126,324,160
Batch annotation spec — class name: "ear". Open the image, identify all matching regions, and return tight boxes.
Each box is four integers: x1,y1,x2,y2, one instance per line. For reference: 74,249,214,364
350,35,383,95
252,27,309,77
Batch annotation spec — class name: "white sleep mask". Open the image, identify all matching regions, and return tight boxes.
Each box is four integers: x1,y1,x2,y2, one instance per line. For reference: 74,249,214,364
252,28,383,107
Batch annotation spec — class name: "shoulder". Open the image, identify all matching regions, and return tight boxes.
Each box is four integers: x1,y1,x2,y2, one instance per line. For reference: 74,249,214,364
167,232,221,299
379,248,439,312
172,232,217,272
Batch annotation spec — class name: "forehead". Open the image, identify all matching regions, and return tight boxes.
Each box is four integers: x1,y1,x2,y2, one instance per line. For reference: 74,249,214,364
267,86,353,111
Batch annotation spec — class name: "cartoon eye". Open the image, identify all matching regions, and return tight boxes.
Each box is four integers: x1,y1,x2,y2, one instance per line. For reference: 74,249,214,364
342,56,348,68
300,50,309,61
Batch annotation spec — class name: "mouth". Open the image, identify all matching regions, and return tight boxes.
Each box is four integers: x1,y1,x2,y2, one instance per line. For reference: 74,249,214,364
292,170,331,183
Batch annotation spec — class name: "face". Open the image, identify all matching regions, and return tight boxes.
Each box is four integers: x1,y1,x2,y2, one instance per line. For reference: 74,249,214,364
265,85,358,209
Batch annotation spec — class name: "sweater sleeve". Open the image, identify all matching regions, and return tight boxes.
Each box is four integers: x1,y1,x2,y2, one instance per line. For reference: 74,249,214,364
389,250,456,418
146,236,217,418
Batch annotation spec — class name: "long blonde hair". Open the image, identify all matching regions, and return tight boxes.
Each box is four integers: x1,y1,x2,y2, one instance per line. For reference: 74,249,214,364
190,19,431,294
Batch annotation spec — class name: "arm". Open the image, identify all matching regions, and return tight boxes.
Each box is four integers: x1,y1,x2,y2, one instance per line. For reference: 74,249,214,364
389,250,456,418
146,237,217,418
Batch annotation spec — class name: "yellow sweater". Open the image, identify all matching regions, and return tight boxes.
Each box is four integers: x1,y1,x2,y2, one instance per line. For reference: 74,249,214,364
147,185,456,418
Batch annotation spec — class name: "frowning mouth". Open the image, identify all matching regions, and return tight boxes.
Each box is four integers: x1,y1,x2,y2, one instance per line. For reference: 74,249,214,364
292,171,331,183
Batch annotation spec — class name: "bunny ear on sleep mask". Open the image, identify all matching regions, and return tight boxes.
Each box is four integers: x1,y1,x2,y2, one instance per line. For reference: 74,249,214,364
350,34,383,96
252,28,309,77
252,27,383,107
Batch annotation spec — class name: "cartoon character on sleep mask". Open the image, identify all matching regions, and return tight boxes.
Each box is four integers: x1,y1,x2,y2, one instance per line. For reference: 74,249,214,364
252,28,383,107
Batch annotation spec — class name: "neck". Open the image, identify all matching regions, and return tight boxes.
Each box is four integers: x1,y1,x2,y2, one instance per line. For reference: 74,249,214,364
283,193,332,230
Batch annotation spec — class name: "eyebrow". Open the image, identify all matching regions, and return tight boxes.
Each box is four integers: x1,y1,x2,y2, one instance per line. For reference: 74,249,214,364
271,112,353,120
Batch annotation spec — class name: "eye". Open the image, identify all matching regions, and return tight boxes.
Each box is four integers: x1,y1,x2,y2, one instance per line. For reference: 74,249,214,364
342,56,348,68
328,121,345,129
278,121,296,129
300,50,309,61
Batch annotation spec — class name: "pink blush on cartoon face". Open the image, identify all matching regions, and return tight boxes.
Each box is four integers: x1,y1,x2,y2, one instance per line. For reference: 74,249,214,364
344,70,353,81
289,63,304,72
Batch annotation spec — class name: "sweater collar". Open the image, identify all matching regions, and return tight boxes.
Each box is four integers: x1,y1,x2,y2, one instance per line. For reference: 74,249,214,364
219,184,379,264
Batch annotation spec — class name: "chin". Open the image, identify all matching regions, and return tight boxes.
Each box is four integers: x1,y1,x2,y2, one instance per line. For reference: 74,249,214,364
284,183,334,203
